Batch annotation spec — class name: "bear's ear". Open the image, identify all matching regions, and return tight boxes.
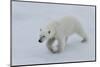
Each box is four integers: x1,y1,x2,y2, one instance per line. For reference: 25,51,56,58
40,29,42,31
48,30,51,34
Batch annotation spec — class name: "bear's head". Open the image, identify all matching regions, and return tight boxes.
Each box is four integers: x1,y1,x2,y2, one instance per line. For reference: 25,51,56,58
38,27,55,43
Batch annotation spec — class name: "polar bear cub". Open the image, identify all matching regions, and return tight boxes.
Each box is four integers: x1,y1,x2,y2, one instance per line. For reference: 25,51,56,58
38,16,87,53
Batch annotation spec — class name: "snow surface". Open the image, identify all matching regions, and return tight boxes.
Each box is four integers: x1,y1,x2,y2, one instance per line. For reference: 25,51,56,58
12,1,96,65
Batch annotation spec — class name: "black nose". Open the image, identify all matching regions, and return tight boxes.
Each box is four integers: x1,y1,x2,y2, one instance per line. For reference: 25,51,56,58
38,40,42,43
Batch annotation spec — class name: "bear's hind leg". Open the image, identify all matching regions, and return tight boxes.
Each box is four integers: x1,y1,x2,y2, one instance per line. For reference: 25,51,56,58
76,27,87,43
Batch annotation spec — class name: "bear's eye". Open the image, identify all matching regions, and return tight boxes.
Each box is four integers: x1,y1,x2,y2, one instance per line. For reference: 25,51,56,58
48,31,51,34
42,36,45,38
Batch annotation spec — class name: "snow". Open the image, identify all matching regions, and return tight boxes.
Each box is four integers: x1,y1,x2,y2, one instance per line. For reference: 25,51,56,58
12,1,96,65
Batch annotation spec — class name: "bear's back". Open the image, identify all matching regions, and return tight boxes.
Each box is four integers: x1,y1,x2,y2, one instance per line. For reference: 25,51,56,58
54,16,81,36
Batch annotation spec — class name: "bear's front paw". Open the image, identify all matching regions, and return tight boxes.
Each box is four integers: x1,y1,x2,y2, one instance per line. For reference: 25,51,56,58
50,48,63,53
56,49,63,53
50,49,57,53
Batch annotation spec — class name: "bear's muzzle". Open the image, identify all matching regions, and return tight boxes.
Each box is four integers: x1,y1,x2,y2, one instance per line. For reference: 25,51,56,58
38,39,42,43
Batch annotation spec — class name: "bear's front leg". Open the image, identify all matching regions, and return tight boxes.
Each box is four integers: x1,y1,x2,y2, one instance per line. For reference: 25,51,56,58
46,37,56,53
57,38,66,53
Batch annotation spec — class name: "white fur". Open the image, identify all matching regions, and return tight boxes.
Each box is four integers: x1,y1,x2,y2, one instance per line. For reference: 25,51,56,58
39,16,87,53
